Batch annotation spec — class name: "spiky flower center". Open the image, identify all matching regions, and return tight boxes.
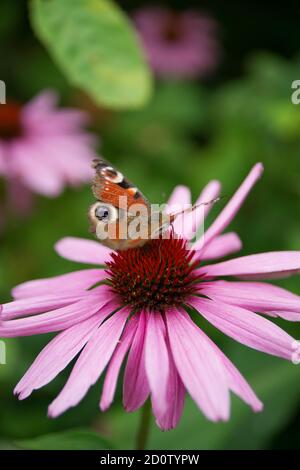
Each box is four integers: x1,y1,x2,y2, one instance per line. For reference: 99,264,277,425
0,102,23,140
106,237,201,312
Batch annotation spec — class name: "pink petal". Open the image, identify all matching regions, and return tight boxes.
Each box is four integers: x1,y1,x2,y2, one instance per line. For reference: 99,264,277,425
184,180,221,241
267,310,300,321
0,142,7,174
123,312,150,412
202,280,300,319
155,341,185,430
14,311,109,400
167,185,191,207
197,232,242,260
48,307,130,417
2,293,82,320
195,180,221,217
199,251,300,280
100,316,138,411
55,237,110,265
198,163,264,249
201,333,263,412
11,140,64,196
190,297,295,360
165,308,230,421
25,110,90,136
12,269,106,299
22,90,92,137
145,312,169,417
0,289,115,337
34,136,94,183
22,90,58,118
216,349,263,412
166,186,191,238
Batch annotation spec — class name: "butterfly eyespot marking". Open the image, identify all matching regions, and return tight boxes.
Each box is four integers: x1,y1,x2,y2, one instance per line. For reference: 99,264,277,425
101,166,123,184
95,205,110,221
90,202,119,224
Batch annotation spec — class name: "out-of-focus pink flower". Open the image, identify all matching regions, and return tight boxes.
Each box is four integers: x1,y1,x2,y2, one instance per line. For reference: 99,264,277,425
0,91,97,215
133,7,220,79
2,164,300,429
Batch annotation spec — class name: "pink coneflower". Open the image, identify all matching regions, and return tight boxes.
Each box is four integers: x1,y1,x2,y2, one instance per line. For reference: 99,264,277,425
1,163,300,430
0,91,96,217
133,7,220,79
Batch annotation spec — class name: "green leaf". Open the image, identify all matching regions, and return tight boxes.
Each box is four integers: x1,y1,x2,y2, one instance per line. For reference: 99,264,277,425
30,0,152,109
16,428,113,450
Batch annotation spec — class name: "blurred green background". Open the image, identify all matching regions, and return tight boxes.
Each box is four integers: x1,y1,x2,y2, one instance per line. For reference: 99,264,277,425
1,0,300,450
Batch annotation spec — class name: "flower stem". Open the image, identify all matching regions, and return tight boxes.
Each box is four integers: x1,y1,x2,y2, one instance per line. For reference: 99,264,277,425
135,400,152,450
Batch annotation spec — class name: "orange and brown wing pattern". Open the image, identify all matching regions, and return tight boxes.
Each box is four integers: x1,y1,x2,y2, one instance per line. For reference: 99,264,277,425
92,158,150,210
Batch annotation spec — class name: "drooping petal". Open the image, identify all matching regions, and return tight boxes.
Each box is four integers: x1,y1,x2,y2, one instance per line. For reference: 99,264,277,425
145,312,169,418
48,307,130,418
123,311,150,412
14,310,109,400
268,310,300,321
198,251,300,280
201,280,300,319
197,163,263,249
2,293,82,320
155,340,185,430
198,331,263,412
55,237,110,265
165,308,230,421
190,297,295,360
100,315,138,411
215,348,263,412
12,269,106,299
0,289,115,337
197,232,242,260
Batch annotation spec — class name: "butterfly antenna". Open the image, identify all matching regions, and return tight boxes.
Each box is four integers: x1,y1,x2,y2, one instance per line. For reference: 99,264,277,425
170,223,175,238
169,195,226,222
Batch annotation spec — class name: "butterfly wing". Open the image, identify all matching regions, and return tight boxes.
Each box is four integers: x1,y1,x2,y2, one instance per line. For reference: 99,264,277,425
89,159,152,250
92,158,150,211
